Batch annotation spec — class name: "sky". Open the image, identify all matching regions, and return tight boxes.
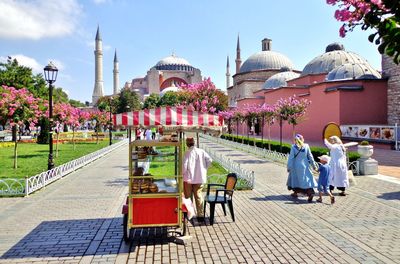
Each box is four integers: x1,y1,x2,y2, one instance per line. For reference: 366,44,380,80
0,0,382,104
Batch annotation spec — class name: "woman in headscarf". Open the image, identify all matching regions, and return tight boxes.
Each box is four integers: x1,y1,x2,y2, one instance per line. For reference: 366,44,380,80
324,136,349,196
287,134,318,202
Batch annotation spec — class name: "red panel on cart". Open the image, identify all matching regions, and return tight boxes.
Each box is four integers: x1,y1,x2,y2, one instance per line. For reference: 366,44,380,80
131,197,178,225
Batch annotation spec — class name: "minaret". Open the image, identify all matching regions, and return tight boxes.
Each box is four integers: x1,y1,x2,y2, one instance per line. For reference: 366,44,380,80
235,34,242,74
92,26,104,105
226,55,231,88
113,49,119,95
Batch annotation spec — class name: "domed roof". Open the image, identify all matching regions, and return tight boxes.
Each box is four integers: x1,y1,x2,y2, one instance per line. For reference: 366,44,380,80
240,51,294,73
301,43,370,76
262,71,300,89
160,86,179,96
155,54,191,67
326,63,381,81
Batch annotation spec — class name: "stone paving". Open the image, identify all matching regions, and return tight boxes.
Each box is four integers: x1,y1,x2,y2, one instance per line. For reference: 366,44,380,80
0,138,399,263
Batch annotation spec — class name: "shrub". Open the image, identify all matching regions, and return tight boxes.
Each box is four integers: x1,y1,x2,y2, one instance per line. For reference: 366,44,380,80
220,134,360,162
360,140,370,146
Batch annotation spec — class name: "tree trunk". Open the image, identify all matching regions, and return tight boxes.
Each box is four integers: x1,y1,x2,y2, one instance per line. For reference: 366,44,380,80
73,128,76,151
13,135,18,169
261,117,264,147
55,132,59,158
268,124,272,151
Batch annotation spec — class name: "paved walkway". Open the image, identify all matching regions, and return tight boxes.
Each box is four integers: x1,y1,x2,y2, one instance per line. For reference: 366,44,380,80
0,139,399,263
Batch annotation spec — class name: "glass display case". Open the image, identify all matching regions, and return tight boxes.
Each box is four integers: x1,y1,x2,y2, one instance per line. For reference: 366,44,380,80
124,139,184,238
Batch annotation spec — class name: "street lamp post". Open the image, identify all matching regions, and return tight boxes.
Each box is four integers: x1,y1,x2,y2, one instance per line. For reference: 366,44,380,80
109,97,113,146
43,62,58,170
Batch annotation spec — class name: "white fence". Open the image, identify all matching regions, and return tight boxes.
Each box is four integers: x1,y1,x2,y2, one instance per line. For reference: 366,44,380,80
0,140,128,197
199,140,255,189
201,134,359,175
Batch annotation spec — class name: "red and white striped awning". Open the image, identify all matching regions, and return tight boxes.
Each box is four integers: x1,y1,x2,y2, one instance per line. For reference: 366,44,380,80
113,107,224,128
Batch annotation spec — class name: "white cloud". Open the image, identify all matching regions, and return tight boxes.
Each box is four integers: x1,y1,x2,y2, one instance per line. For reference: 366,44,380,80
0,54,43,74
0,55,66,76
0,0,82,40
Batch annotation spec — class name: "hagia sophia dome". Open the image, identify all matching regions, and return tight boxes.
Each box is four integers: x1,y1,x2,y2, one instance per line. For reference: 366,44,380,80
301,43,372,76
154,54,195,71
262,67,300,89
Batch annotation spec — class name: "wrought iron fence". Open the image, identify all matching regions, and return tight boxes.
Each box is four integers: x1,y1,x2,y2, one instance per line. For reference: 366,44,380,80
201,134,359,175
0,139,128,197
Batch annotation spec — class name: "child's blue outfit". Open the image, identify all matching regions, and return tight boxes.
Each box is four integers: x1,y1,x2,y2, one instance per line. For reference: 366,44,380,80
317,163,330,193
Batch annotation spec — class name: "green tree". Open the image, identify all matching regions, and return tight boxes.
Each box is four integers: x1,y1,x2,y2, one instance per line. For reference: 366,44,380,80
158,91,180,107
0,58,48,98
116,88,141,113
143,93,160,109
53,87,69,103
69,99,85,107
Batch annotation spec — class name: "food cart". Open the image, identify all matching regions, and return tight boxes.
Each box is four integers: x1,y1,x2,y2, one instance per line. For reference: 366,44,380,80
113,107,224,242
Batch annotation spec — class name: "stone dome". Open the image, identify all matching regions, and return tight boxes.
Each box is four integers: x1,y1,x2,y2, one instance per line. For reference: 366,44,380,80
301,43,370,76
326,63,381,81
160,86,179,96
262,71,300,89
239,51,294,73
155,54,194,71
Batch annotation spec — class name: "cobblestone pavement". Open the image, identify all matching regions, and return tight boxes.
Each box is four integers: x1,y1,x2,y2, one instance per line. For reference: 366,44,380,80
0,138,399,263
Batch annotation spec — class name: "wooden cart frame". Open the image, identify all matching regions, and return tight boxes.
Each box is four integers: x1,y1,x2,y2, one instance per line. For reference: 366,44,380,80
114,107,224,242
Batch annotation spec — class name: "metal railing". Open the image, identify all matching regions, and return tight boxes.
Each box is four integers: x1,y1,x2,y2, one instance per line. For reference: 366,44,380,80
201,134,359,175
200,141,255,189
0,139,128,197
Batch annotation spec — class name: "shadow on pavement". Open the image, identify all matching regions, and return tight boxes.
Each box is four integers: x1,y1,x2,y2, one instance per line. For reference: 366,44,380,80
0,218,177,260
250,194,317,204
377,191,400,200
105,178,128,186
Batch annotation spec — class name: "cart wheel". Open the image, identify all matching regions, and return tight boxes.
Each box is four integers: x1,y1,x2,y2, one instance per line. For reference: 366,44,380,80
181,212,188,236
123,214,130,242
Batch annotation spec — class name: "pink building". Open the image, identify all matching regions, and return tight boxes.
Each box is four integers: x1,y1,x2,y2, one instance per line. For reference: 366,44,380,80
228,40,397,149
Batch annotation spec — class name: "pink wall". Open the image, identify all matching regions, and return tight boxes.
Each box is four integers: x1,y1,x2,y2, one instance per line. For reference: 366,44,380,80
339,80,387,124
235,79,388,147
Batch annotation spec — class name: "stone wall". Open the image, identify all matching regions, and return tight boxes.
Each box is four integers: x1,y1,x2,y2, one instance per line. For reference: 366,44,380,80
382,55,400,125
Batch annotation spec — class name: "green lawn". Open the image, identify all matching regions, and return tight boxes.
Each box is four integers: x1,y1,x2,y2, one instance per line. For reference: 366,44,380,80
0,140,114,179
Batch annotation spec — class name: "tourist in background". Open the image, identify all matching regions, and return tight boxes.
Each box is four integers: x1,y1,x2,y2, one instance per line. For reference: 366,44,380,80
287,134,318,202
324,136,349,196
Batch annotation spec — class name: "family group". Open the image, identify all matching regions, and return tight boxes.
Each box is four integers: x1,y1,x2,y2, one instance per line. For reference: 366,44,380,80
287,134,349,204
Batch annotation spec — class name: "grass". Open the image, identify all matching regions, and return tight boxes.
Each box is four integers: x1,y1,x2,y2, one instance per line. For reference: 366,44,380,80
0,140,114,179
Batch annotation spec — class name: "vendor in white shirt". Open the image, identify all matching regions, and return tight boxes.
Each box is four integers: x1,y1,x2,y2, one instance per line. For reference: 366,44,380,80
182,137,212,222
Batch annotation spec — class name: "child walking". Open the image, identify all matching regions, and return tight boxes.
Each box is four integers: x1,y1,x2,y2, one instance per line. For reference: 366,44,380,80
316,155,335,204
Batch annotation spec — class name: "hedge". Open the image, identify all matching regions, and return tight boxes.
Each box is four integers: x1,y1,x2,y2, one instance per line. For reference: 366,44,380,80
220,134,360,162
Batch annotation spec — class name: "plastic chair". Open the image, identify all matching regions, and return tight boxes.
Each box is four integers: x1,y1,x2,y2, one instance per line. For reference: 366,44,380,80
204,173,237,225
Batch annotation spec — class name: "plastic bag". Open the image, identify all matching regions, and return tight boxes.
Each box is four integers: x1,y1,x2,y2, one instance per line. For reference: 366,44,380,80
182,197,195,220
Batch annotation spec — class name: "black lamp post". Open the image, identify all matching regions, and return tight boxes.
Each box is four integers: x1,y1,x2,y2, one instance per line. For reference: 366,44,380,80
109,97,113,146
44,62,58,170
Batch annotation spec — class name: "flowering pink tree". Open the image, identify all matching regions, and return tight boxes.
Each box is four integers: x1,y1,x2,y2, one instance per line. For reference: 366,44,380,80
243,104,262,143
232,108,247,141
90,110,108,144
219,110,235,134
69,109,90,150
177,78,222,113
259,103,276,150
274,96,311,150
327,0,400,63
0,85,43,168
52,102,76,156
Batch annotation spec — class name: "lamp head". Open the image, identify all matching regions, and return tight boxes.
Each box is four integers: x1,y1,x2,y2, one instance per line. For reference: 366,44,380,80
43,62,58,83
